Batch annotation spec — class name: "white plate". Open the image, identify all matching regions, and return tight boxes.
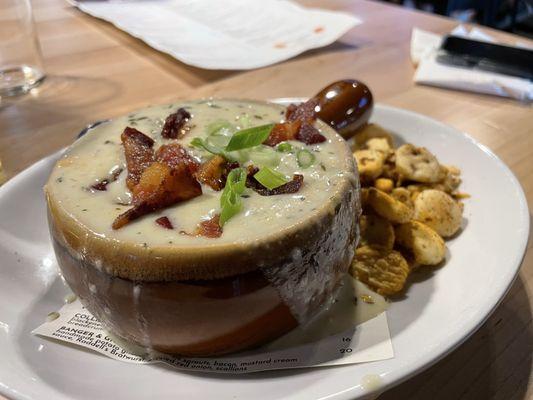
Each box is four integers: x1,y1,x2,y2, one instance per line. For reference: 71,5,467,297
0,103,528,400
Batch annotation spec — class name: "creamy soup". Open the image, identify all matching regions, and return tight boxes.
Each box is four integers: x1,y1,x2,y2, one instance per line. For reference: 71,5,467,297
46,99,355,248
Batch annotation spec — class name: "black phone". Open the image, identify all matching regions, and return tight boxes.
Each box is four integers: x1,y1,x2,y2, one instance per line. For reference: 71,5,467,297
437,35,533,81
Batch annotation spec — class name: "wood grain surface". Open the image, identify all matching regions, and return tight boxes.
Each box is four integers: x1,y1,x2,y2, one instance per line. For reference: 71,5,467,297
0,0,531,399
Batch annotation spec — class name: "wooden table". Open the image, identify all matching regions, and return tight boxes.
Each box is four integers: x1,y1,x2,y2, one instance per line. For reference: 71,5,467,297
1,0,531,398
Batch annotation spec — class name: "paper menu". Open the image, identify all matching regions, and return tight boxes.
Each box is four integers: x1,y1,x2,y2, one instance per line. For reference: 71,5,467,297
33,285,393,374
69,0,361,70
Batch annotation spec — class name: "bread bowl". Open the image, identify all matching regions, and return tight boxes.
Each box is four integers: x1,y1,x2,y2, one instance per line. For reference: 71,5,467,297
45,98,360,356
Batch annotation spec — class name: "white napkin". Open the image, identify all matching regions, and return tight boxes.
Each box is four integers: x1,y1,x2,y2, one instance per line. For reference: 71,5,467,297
70,0,361,70
411,26,533,102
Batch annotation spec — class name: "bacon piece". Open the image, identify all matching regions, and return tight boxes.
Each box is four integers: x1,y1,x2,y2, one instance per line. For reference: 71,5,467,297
197,214,223,238
247,172,304,196
179,214,223,238
161,108,191,139
285,98,318,124
155,216,173,229
265,99,325,146
122,127,155,191
156,143,199,174
113,162,202,229
263,121,301,147
194,155,227,191
112,203,154,231
132,162,201,205
296,123,326,144
90,167,123,191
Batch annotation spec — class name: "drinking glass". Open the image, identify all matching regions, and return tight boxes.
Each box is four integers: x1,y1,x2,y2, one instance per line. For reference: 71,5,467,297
0,0,45,96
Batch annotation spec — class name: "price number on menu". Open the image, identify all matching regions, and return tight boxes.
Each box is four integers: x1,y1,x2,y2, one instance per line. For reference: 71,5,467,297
339,337,352,354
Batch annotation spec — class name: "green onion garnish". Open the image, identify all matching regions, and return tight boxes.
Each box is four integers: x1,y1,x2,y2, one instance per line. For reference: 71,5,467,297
207,120,233,136
219,168,247,226
254,167,289,190
247,145,280,168
276,142,293,153
207,134,231,148
225,124,274,152
225,166,247,194
190,137,235,161
238,114,251,129
297,149,315,169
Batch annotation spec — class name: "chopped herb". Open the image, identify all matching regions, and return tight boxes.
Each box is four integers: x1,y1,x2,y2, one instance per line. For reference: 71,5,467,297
56,177,63,183
241,194,250,198
129,116,148,122
219,168,247,226
247,145,280,168
190,137,234,160
253,167,289,190
276,142,293,153
320,163,327,171
225,124,274,152
297,149,315,168
207,120,233,136
253,115,263,120
82,209,88,211
104,140,114,145
238,114,251,129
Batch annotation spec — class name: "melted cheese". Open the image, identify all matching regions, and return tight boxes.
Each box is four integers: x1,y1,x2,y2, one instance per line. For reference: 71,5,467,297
47,99,354,247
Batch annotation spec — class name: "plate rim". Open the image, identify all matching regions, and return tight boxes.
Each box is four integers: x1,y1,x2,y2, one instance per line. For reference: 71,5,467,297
272,99,530,398
0,101,529,400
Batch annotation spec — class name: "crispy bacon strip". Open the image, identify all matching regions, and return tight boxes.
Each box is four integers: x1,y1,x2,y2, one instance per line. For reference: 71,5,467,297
246,168,304,196
155,216,173,229
179,214,223,238
296,123,326,145
194,155,227,191
90,167,123,191
161,108,191,139
156,143,199,174
285,98,318,124
197,214,223,238
132,162,202,205
265,99,326,146
112,162,202,229
122,127,155,191
263,121,301,147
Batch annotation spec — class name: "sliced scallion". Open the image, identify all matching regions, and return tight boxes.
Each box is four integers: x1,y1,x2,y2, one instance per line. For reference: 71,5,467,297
225,124,274,152
238,114,251,129
247,145,280,168
220,190,241,226
276,142,293,153
219,168,247,226
207,120,234,136
190,137,235,161
225,166,247,194
297,149,315,169
254,167,289,190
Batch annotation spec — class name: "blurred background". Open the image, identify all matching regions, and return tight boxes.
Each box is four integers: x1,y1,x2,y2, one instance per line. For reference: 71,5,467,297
381,0,533,37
